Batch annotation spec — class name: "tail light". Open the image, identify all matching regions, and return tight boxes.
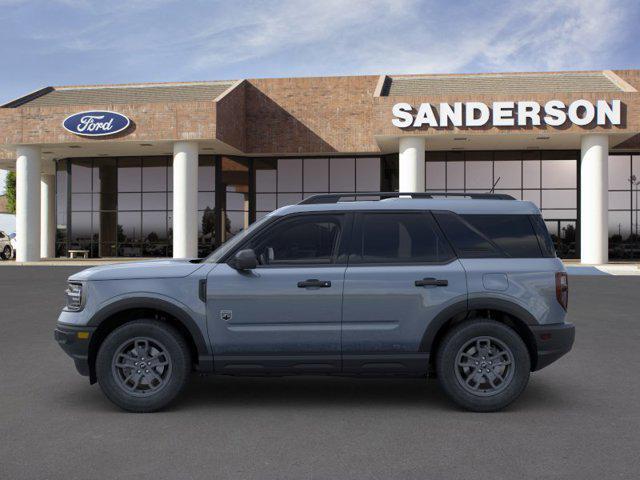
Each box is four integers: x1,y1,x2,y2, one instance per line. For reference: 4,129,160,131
555,272,568,310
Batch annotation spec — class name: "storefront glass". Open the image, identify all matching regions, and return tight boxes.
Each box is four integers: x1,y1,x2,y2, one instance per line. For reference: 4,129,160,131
608,154,640,259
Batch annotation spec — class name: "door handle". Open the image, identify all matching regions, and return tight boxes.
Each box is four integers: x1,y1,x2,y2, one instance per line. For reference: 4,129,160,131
297,279,332,288
415,278,448,287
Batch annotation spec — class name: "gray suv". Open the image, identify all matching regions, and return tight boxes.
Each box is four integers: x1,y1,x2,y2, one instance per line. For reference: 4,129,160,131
55,192,574,412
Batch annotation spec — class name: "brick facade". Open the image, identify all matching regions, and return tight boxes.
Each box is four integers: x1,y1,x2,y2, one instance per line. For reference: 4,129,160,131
1,69,639,158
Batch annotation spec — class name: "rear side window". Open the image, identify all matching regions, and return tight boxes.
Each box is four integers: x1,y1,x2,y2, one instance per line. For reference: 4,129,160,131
354,212,454,264
529,214,556,257
432,212,502,258
461,214,543,258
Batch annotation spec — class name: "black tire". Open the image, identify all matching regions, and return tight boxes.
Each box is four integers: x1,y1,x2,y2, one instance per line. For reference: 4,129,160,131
96,320,191,412
1,245,11,260
436,319,530,412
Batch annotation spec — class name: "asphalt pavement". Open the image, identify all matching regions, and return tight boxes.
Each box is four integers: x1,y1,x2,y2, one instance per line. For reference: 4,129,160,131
1,266,639,480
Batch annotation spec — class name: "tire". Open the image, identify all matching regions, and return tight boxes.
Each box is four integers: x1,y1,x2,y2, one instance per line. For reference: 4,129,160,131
96,320,191,412
1,245,11,260
436,319,530,412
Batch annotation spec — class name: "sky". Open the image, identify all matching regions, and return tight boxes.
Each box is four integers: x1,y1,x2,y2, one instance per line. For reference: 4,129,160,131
1,0,639,192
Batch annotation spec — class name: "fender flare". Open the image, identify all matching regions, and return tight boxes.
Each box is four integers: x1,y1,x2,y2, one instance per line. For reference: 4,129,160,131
419,297,539,353
87,296,210,360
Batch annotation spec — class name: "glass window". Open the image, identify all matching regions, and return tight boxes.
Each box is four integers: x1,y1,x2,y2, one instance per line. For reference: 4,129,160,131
523,160,540,188
609,155,631,190
493,161,521,189
252,215,342,265
434,211,501,258
465,161,492,189
117,158,142,192
462,215,543,258
330,157,355,192
304,158,329,192
118,193,141,211
446,161,464,189
355,157,380,192
357,212,454,264
541,160,576,189
277,159,302,192
143,157,167,191
71,159,92,192
542,190,576,209
198,156,215,191
425,161,446,190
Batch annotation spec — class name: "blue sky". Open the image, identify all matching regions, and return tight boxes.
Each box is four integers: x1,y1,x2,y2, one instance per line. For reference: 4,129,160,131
1,0,639,191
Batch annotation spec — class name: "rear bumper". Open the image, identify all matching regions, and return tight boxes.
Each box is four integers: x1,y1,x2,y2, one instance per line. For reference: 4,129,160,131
531,322,575,371
54,324,96,377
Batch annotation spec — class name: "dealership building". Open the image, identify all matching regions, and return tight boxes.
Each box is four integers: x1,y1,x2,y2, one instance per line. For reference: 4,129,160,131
1,69,639,263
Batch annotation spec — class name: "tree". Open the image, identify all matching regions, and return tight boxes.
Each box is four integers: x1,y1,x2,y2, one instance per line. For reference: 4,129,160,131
5,171,16,214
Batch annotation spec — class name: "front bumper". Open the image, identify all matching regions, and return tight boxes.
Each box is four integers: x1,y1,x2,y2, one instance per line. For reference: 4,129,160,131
54,324,96,377
531,322,575,371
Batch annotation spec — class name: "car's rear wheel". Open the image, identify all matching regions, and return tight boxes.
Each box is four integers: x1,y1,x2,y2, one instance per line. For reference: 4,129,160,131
1,245,11,260
96,320,191,412
436,319,530,412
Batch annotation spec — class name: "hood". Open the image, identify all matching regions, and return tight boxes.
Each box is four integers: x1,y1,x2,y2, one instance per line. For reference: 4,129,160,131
69,259,206,281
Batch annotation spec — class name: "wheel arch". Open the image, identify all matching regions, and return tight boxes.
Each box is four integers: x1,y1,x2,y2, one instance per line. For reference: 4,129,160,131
422,298,539,372
86,297,212,384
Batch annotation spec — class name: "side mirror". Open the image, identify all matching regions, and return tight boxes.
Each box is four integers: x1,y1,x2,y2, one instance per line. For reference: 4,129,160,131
230,249,258,270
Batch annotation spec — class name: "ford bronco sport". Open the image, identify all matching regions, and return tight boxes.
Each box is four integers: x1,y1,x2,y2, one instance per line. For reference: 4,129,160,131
55,192,574,412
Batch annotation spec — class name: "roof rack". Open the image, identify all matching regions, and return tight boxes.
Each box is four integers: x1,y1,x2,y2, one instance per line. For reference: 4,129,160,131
299,192,515,205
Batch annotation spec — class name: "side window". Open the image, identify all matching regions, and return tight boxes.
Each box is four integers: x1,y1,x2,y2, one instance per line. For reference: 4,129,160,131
250,215,342,266
461,214,543,258
433,211,502,258
529,214,556,257
355,212,454,264
0,232,5,239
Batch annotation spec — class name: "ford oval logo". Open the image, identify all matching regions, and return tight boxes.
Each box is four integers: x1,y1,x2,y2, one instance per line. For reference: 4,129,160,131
62,110,130,137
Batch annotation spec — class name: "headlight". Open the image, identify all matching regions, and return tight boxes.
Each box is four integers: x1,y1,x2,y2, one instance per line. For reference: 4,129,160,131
65,283,84,311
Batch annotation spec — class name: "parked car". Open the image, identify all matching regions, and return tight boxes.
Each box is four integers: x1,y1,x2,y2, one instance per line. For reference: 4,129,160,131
0,231,13,260
55,192,574,413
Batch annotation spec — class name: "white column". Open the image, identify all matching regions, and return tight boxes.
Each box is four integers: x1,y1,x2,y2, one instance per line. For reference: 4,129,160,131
16,146,41,262
580,134,609,264
172,141,198,258
40,169,56,259
399,137,425,192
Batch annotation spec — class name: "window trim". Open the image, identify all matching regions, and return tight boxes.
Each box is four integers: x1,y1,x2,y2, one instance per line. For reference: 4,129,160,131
348,210,458,267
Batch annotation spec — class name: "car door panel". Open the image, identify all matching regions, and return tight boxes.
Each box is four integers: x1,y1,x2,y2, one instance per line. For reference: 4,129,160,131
205,213,350,374
341,211,468,373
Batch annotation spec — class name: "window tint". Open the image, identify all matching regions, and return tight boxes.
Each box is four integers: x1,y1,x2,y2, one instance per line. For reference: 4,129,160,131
529,214,556,257
461,214,543,258
356,212,454,263
252,215,342,265
433,212,502,258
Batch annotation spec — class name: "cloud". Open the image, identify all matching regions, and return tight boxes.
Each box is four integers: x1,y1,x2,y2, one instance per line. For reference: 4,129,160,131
0,0,636,104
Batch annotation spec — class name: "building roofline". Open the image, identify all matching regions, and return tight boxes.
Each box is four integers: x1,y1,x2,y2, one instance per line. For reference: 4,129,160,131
1,86,54,108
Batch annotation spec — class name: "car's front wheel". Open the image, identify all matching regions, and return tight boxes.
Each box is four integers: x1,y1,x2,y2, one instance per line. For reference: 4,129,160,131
1,245,11,260
436,319,530,412
96,320,191,412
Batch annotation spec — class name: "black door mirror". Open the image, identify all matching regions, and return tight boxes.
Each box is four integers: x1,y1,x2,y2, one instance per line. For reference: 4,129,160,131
230,249,258,270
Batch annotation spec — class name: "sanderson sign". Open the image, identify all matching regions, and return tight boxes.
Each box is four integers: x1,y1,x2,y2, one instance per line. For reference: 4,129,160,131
391,99,622,128
63,110,131,137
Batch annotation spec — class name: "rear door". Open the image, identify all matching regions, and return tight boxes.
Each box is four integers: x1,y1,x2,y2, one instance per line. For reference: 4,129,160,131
341,211,467,374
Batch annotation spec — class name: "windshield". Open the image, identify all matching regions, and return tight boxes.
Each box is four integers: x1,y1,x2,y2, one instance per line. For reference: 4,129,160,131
203,214,273,263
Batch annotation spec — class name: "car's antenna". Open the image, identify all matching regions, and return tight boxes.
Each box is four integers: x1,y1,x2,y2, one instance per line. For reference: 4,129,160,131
489,176,501,194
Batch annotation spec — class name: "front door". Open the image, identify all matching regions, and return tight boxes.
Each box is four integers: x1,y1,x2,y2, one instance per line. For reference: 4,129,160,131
206,213,351,374
341,211,467,374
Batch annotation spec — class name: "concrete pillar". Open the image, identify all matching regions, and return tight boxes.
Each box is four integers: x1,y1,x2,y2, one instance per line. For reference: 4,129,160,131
580,134,609,264
172,141,198,258
16,146,41,262
40,170,56,259
399,137,425,192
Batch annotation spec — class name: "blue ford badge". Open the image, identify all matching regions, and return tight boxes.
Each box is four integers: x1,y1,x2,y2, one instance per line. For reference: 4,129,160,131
62,110,130,137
